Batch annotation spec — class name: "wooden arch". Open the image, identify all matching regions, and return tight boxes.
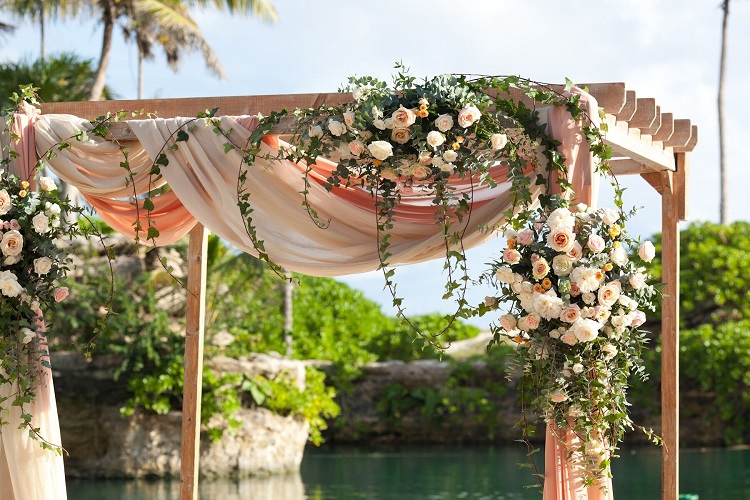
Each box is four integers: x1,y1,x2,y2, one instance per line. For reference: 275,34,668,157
41,82,696,500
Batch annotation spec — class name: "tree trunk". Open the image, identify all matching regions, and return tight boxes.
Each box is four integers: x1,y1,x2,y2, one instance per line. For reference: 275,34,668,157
39,1,45,63
88,0,116,101
718,0,730,225
283,270,294,357
137,49,144,99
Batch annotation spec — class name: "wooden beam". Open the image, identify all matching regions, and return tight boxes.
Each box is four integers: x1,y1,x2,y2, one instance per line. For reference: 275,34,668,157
653,113,674,143
666,119,692,148
181,223,209,500
641,172,663,194
675,152,689,221
603,115,676,171
615,90,637,121
644,106,662,136
609,158,654,175
630,98,657,129
674,125,698,153
661,168,680,500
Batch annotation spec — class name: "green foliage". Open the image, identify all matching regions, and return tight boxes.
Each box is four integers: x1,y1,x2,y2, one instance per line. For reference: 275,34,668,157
0,53,114,109
646,221,750,328
376,347,513,438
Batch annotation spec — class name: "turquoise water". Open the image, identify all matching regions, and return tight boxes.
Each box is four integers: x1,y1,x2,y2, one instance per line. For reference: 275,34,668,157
66,446,750,499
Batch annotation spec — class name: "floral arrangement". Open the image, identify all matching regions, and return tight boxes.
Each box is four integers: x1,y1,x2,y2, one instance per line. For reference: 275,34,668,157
483,201,660,482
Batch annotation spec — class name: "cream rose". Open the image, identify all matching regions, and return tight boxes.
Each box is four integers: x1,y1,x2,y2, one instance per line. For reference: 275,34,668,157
410,164,431,180
0,230,23,257
426,130,446,149
434,114,454,132
34,257,53,276
309,125,323,138
517,314,540,331
495,266,515,284
391,106,417,128
373,119,387,130
442,150,458,163
0,270,22,297
368,141,394,161
587,234,606,254
380,167,399,181
490,133,508,150
601,208,620,225
328,119,347,137
391,127,411,145
552,255,574,276
533,290,564,320
349,140,365,157
547,227,575,253
570,318,603,342
419,151,433,165
499,313,517,331
532,258,550,280
39,177,58,192
54,286,69,302
629,272,646,290
32,213,51,234
601,343,618,360
0,189,10,216
21,327,36,345
598,281,622,307
561,330,578,345
567,241,583,261
582,292,596,305
343,110,355,128
457,105,482,128
610,247,629,266
559,304,581,323
503,248,521,265
638,241,656,262
630,310,647,328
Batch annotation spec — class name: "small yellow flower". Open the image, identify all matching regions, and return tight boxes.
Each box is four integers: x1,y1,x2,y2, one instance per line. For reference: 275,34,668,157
542,278,552,289
18,189,27,198
603,263,613,272
452,142,461,150
419,104,428,112
612,241,621,248
456,136,465,143
609,225,621,238
373,160,382,167
595,271,604,281
21,181,30,189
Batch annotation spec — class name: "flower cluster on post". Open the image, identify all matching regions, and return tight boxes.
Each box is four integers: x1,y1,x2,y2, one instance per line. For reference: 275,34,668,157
484,202,660,481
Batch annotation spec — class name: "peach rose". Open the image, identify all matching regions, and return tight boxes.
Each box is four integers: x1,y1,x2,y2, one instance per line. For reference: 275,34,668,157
34,257,53,276
598,281,622,307
328,119,347,137
0,230,23,257
349,140,365,157
54,286,69,302
638,241,656,262
426,130,446,149
391,106,417,127
559,304,581,323
442,150,458,163
0,190,10,216
532,258,550,280
550,389,568,403
32,213,51,234
367,141,394,161
499,313,517,331
343,110,355,128
391,127,411,145
490,133,508,150
434,114,454,132
548,227,575,253
587,234,605,254
561,330,578,345
457,105,482,128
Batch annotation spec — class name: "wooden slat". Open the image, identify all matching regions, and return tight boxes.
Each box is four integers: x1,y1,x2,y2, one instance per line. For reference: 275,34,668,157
653,113,674,142
615,90,637,121
603,115,675,171
675,151,689,221
609,158,653,175
40,93,354,119
661,166,681,500
181,223,209,500
630,98,657,129
666,119,692,148
641,171,663,194
674,125,698,153
644,106,662,136
493,82,626,115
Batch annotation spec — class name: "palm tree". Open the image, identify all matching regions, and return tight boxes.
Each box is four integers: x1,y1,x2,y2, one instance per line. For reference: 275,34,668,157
718,0,730,225
0,52,113,109
0,0,81,62
88,0,277,101
122,0,224,98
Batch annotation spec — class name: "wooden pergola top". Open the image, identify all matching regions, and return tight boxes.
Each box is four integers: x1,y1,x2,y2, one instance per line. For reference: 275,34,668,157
40,82,697,175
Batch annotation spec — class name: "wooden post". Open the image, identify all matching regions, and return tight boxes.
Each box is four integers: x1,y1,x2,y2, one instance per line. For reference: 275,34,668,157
180,223,209,500
661,153,686,499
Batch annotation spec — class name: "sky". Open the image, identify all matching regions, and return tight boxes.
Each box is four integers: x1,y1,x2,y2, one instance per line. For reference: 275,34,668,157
1,0,748,327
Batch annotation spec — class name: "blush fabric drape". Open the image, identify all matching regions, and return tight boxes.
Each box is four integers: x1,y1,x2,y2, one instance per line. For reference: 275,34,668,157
0,105,68,500
27,88,606,499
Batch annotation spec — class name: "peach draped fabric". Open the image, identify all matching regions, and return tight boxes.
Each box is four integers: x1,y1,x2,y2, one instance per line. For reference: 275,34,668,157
31,88,605,498
0,106,67,500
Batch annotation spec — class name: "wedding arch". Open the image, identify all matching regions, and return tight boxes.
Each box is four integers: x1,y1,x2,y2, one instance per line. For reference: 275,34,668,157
5,81,695,500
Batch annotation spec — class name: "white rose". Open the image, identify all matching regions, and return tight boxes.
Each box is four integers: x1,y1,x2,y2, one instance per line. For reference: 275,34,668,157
372,106,383,119
21,327,36,345
457,105,482,128
373,119,387,130
638,241,656,262
0,270,22,297
601,208,620,225
328,119,347,137
367,141,394,161
384,117,395,129
309,125,323,138
0,189,10,216
343,111,356,128
434,114,454,133
442,150,458,163
533,290,564,320
598,281,622,308
32,212,51,234
495,266,515,284
34,256,53,275
426,131,446,149
582,292,596,305
0,230,23,256
601,343,618,360
352,88,364,101
572,363,584,375
610,247,629,266
45,202,61,215
552,255,574,276
570,318,603,342
490,133,508,150
587,234,606,254
39,177,58,192
629,272,646,290
547,208,575,229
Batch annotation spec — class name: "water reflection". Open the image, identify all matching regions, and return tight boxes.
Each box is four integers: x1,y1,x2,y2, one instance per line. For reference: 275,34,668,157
66,446,750,499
